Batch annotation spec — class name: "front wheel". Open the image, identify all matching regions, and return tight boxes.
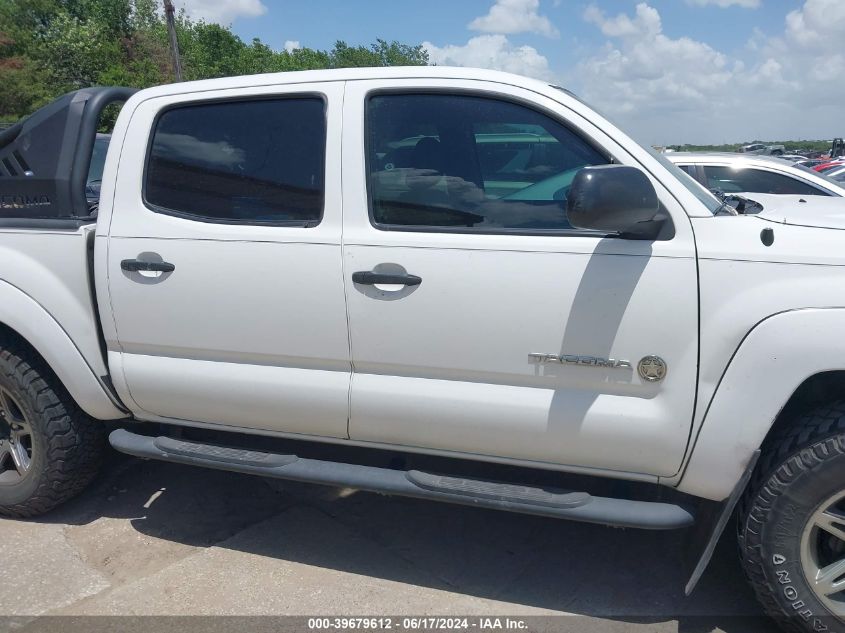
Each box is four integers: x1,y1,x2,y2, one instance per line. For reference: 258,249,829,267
0,340,105,517
739,402,845,633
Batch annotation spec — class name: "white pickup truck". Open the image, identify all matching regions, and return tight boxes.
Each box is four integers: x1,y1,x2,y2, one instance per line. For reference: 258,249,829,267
0,67,843,631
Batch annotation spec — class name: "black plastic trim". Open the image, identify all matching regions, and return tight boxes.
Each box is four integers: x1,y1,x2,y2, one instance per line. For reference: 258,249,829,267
685,449,761,595
12,150,30,173
153,435,298,468
69,88,136,217
120,259,175,273
110,428,696,530
352,271,422,286
0,218,95,230
0,122,24,149
406,470,591,509
0,86,136,222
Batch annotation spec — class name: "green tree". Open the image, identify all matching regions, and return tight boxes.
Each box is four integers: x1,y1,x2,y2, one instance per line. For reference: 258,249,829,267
179,20,246,79
328,39,427,68
0,52,52,120
0,0,429,123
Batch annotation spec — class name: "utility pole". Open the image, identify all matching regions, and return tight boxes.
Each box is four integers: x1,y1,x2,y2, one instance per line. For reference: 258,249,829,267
163,0,183,82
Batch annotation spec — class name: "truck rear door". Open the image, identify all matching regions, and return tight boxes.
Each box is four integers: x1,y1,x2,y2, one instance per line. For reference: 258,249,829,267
98,82,350,438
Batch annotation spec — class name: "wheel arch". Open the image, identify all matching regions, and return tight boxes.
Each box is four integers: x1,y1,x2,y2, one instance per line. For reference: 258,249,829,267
677,308,845,501
0,282,127,421
762,371,845,452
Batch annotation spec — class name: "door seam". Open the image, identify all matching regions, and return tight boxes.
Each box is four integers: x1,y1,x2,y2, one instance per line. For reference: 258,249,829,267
339,80,354,440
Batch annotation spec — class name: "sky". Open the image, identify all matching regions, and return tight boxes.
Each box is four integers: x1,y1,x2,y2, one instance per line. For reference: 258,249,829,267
172,0,845,146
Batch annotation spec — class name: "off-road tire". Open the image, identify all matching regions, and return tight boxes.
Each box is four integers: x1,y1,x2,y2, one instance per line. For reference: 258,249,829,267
739,401,845,633
0,340,106,517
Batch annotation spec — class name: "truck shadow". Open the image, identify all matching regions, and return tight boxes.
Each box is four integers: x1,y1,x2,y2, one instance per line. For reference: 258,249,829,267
35,452,771,632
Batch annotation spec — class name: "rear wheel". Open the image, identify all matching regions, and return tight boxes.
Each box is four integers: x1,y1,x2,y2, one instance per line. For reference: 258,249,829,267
739,401,845,633
0,340,106,517
0,386,35,482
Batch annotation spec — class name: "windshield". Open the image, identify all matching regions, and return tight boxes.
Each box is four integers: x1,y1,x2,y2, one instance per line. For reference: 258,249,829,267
646,147,723,213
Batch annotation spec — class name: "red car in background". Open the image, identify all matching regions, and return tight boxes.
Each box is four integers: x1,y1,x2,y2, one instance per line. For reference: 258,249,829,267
814,160,845,172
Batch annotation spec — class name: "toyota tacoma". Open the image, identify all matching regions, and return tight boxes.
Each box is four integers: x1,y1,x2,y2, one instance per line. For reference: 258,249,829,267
0,67,843,631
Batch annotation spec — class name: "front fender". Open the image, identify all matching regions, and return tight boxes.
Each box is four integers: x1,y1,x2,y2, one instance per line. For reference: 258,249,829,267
678,308,845,500
0,280,126,420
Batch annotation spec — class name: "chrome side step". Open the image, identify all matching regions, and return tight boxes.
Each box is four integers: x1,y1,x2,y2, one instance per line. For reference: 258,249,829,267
109,429,695,530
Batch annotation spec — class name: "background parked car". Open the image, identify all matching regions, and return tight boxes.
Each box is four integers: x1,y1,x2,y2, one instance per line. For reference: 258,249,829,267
816,160,845,173
827,165,845,182
738,143,785,155
667,152,845,197
777,154,808,162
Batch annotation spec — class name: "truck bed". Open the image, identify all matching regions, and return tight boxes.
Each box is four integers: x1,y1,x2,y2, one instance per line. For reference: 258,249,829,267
0,225,107,380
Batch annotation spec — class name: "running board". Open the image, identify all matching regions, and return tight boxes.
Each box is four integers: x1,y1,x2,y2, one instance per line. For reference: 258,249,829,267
109,429,695,530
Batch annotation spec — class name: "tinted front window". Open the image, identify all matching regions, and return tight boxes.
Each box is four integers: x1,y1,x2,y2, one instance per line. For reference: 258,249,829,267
704,166,828,196
366,94,609,232
146,98,325,225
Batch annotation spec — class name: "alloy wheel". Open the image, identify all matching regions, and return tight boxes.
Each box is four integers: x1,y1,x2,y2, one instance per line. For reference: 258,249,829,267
0,387,33,484
800,490,845,618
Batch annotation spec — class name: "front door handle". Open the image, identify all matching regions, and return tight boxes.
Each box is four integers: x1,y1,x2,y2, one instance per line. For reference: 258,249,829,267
352,271,422,286
121,259,176,273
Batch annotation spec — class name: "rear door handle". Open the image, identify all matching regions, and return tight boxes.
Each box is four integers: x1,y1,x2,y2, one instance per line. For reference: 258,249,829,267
352,271,422,286
121,259,175,273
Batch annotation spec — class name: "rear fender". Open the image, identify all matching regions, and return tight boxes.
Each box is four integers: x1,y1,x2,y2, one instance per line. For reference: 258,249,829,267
0,280,126,420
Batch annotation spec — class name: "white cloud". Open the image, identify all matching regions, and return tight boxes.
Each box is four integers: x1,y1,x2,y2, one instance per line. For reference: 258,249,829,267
580,4,734,113
759,0,845,96
575,1,845,144
154,134,245,167
421,0,842,144
685,0,760,8
424,35,553,81
469,0,558,37
283,40,301,53
783,0,845,49
175,0,267,24
584,2,661,39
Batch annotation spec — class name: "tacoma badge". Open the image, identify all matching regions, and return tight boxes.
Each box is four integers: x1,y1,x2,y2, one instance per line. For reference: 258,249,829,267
528,353,632,369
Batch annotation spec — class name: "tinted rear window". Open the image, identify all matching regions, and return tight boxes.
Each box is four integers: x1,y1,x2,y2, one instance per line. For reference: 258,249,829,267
145,98,326,225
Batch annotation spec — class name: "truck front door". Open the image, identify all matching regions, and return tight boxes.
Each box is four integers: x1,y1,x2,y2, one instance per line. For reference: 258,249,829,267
341,79,699,477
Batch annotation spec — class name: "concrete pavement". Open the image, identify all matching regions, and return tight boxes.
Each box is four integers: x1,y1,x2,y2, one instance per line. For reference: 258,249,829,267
0,451,772,632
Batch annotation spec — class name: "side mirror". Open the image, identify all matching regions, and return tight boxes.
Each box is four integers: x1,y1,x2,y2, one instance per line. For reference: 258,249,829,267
567,165,665,239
